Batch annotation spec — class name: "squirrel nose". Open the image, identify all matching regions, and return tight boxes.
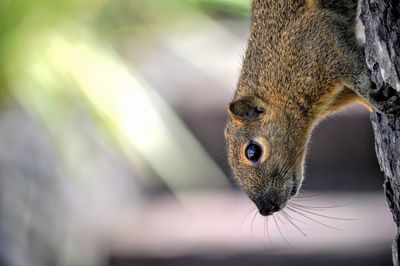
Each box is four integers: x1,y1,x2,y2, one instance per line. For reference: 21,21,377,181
256,198,280,216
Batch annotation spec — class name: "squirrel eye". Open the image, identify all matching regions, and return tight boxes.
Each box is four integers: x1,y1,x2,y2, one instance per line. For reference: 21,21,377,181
245,142,263,162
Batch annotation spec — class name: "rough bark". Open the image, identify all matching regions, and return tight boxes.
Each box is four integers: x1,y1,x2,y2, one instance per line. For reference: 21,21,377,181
360,0,400,264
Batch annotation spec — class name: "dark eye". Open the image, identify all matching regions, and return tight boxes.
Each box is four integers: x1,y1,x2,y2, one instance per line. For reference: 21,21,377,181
245,142,262,162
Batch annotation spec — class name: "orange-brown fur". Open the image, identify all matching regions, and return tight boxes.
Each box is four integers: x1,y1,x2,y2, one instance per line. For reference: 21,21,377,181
225,0,370,215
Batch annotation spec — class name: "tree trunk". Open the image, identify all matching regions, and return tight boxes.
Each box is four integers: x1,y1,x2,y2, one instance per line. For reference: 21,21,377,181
360,0,400,264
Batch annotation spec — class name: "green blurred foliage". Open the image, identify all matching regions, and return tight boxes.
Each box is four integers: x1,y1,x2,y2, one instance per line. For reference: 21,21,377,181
0,0,248,90
94,0,250,46
0,0,113,95
187,0,250,14
0,0,251,191
0,0,250,85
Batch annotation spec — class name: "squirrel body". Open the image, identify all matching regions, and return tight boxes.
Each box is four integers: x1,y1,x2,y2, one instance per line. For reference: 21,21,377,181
225,0,371,216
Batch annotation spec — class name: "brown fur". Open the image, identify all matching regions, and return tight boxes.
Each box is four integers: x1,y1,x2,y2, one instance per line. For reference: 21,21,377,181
225,0,370,215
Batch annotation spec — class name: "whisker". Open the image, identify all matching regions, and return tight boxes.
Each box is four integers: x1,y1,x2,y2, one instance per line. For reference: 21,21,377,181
278,158,296,178
238,207,257,235
286,206,343,231
288,204,357,221
278,146,306,179
289,202,352,209
272,214,304,252
282,208,309,225
263,218,267,241
281,210,307,237
294,190,326,199
265,217,275,249
291,197,326,202
278,164,291,178
276,212,286,224
250,210,258,238
288,203,325,212
276,146,300,178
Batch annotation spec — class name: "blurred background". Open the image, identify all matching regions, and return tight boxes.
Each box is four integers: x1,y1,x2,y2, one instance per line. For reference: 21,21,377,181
0,0,395,265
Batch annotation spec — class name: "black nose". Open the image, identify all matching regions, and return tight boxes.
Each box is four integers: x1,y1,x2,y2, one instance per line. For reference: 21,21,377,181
256,198,280,216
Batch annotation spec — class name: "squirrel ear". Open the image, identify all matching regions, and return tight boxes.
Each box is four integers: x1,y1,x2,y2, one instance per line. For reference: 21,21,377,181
228,97,266,121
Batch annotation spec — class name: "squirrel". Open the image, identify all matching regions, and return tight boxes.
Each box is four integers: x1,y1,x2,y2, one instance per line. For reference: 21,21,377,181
225,0,376,216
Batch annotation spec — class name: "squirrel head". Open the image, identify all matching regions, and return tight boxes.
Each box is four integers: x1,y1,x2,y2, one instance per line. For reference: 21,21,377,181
225,94,312,216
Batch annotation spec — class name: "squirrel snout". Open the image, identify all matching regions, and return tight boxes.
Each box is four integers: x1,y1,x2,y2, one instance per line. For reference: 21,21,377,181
253,195,281,216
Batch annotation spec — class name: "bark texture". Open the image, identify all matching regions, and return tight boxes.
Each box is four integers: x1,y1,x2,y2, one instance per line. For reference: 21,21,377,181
360,0,400,264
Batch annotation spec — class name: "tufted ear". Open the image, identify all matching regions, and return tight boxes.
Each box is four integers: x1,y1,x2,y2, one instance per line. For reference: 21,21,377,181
228,96,266,121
